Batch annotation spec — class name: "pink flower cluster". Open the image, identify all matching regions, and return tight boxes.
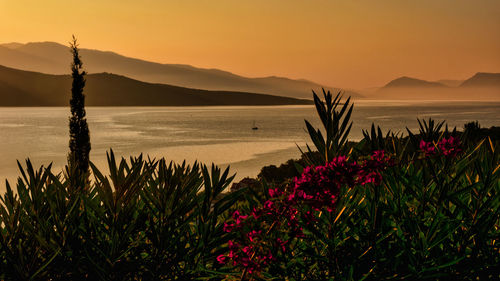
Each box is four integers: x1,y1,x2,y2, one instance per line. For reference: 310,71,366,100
216,240,274,274
420,136,462,157
217,151,394,275
419,140,436,156
438,136,462,157
292,151,393,211
218,189,303,274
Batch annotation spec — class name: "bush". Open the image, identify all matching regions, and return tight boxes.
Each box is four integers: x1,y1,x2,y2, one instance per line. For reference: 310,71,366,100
0,152,243,280
1,90,499,280
215,91,500,280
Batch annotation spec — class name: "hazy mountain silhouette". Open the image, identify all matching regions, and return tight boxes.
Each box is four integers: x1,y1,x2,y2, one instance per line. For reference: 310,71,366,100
0,43,24,49
383,76,447,88
0,42,361,99
435,79,464,87
0,64,312,106
460,72,500,88
370,74,499,100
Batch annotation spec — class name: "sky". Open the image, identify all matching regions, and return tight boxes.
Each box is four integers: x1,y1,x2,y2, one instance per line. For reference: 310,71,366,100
1,0,499,89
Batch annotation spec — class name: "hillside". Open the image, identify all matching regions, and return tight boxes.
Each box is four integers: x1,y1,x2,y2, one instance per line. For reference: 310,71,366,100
383,76,447,88
460,72,500,88
0,42,361,99
0,65,313,106
367,74,500,100
435,79,464,87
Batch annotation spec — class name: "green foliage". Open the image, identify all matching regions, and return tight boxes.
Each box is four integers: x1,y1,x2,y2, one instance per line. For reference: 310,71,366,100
1,88,499,280
339,136,499,280
214,90,500,280
68,35,91,181
362,123,390,152
302,89,353,165
300,98,499,280
411,118,445,142
0,151,242,280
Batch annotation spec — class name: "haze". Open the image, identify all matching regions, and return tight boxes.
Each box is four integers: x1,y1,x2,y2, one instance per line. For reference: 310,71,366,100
1,0,500,89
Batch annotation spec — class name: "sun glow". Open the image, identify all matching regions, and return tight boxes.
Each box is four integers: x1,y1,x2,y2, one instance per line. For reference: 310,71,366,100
1,0,499,88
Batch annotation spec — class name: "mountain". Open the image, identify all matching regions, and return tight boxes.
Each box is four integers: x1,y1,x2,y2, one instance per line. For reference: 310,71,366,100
0,42,361,99
0,64,312,106
435,79,464,87
382,76,447,88
367,74,500,100
460,72,500,88
0,43,24,49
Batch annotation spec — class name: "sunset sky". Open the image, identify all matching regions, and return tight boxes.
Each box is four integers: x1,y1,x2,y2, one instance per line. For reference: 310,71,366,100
1,0,499,89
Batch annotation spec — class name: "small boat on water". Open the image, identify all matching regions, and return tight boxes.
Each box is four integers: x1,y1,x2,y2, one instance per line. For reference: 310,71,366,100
252,121,258,130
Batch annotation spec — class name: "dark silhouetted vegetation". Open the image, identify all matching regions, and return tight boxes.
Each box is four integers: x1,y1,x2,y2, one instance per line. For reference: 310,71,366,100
0,153,242,280
68,36,91,181
216,91,499,280
0,89,498,280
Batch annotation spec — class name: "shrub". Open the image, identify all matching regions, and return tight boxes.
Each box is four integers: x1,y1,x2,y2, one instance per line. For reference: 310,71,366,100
215,90,500,280
1,90,499,280
0,152,243,280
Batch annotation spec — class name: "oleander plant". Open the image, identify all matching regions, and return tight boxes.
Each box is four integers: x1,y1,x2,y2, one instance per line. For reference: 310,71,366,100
1,90,499,280
214,90,500,280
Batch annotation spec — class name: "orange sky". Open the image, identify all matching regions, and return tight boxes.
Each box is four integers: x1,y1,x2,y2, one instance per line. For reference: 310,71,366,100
1,0,499,89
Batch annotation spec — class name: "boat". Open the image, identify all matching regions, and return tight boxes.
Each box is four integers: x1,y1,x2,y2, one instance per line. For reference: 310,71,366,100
252,121,258,130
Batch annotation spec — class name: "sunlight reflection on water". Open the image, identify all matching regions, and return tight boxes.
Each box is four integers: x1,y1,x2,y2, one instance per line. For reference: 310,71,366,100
1,101,499,193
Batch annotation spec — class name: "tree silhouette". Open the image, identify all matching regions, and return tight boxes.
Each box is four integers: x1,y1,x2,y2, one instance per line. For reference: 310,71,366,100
68,36,91,179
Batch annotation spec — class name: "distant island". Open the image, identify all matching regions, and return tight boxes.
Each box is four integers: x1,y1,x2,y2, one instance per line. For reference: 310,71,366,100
460,72,500,88
383,76,448,88
382,73,500,89
370,73,500,100
0,65,313,106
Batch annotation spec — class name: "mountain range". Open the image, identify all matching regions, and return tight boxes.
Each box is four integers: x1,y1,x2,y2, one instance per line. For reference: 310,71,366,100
0,65,312,106
382,73,500,89
1,41,498,102
383,77,448,88
371,73,500,100
0,42,360,99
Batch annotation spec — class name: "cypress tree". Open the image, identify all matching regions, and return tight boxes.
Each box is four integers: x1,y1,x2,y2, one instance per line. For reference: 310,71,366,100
68,36,91,177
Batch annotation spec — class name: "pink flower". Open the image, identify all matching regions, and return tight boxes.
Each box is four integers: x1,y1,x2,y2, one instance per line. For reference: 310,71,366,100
438,136,462,157
232,210,248,225
268,188,283,198
360,171,382,186
251,207,261,219
228,250,237,259
246,230,261,242
218,150,395,277
223,222,234,233
242,246,254,256
276,238,288,252
420,140,436,156
264,200,274,209
228,240,239,250
217,254,227,264
372,150,386,161
291,156,358,210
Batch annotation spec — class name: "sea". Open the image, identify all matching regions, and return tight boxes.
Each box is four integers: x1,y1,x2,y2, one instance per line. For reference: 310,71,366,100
1,100,499,193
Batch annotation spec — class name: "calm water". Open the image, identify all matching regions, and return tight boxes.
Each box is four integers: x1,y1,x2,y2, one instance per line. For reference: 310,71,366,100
1,100,499,193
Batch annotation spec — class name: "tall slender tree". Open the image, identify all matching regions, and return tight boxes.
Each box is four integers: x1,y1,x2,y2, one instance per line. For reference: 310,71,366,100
68,36,91,178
